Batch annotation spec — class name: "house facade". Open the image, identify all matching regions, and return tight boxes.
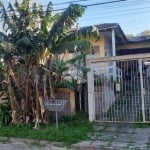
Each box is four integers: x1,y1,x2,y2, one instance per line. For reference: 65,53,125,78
86,23,150,123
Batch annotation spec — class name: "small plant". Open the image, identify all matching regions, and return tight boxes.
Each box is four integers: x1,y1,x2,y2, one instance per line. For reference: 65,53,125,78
0,137,11,144
0,102,11,126
60,112,88,122
0,113,93,146
30,140,45,148
133,123,150,128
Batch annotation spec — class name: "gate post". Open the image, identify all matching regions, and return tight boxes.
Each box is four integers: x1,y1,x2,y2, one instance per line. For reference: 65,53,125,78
139,59,145,122
87,67,95,122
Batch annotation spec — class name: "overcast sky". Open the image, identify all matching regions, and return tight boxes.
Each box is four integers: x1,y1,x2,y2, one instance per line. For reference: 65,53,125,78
1,0,150,35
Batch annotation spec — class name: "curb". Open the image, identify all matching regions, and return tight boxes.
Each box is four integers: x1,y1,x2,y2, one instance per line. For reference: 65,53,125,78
72,145,124,150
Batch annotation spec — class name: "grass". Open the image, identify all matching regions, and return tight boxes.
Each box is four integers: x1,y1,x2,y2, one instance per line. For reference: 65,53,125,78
0,113,93,146
133,123,150,128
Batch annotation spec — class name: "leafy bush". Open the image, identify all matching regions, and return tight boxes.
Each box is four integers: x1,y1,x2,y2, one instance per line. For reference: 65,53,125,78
60,112,88,122
0,102,11,126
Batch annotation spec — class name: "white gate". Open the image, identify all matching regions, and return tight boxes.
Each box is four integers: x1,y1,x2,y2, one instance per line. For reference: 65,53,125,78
91,54,150,122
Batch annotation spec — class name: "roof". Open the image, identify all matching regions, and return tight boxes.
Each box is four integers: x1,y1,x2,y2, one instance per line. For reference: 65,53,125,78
127,35,150,42
117,47,150,55
70,23,127,43
95,23,127,44
96,23,119,30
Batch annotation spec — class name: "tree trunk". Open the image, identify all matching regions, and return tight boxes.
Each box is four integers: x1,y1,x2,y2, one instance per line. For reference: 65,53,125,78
24,71,30,122
23,59,33,123
7,74,21,124
43,75,49,124
49,71,55,99
34,75,41,129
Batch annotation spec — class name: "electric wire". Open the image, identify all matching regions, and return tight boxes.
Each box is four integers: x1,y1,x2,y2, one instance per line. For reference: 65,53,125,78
0,0,130,15
0,0,150,34
0,0,149,19
80,6,150,19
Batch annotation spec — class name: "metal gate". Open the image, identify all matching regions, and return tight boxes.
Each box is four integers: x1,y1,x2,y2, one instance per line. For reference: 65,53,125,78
93,55,150,122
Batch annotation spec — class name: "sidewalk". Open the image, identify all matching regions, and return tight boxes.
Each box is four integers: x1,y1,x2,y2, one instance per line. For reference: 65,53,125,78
0,137,73,150
72,123,150,150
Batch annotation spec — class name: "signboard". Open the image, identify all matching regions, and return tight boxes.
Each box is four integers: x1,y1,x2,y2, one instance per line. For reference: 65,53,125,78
44,100,67,112
44,99,68,128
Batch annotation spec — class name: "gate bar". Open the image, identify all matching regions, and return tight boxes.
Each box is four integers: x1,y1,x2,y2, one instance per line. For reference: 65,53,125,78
139,59,145,122
90,53,150,63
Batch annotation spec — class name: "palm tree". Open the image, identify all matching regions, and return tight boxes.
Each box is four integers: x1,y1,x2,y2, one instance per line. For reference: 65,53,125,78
0,0,100,126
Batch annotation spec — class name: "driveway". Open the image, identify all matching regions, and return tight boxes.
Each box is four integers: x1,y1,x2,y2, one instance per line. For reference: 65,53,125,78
72,123,150,150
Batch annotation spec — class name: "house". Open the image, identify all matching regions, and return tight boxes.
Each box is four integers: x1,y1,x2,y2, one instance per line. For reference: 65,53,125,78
86,23,150,122
86,23,127,81
59,23,150,122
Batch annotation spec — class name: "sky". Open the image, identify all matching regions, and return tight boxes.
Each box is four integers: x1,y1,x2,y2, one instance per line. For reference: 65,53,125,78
1,0,150,35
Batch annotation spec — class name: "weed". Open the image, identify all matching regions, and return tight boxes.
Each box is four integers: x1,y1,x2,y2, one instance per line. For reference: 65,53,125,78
0,113,93,146
0,137,10,144
133,123,150,128
107,137,114,147
0,102,11,126
30,140,45,148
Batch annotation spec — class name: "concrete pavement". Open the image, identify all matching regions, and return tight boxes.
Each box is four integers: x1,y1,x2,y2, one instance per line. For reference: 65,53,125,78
0,137,73,150
72,123,150,150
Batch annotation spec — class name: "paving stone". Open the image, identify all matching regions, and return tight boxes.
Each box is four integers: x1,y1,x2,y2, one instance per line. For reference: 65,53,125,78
105,126,117,132
99,131,115,135
96,134,114,141
134,138,148,144
72,145,119,150
117,127,134,133
133,132,149,144
74,124,150,150
72,141,91,146
92,140,109,146
135,128,150,134
111,141,128,148
128,144,148,150
94,125,105,131
112,133,131,142
90,132,100,140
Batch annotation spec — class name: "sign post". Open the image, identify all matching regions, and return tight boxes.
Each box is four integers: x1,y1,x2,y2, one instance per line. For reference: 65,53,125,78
45,100,67,128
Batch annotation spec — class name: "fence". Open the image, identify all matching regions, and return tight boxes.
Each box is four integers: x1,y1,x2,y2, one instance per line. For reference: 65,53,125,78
87,53,150,122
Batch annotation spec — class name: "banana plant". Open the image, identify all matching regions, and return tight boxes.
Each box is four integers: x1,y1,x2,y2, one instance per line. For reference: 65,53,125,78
0,0,100,125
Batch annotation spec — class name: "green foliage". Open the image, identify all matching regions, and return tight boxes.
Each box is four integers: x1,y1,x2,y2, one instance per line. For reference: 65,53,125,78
0,114,93,145
0,0,100,125
48,4,85,49
0,102,11,126
94,78,103,86
138,30,150,36
60,112,88,122
30,140,45,148
54,79,76,90
133,123,150,128
53,54,90,89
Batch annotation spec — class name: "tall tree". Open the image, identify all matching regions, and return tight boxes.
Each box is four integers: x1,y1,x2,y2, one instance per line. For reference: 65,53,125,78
0,0,99,126
138,30,150,36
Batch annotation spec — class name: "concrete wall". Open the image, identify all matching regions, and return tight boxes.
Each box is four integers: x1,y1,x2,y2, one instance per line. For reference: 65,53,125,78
55,88,75,114
104,32,113,57
87,33,105,58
